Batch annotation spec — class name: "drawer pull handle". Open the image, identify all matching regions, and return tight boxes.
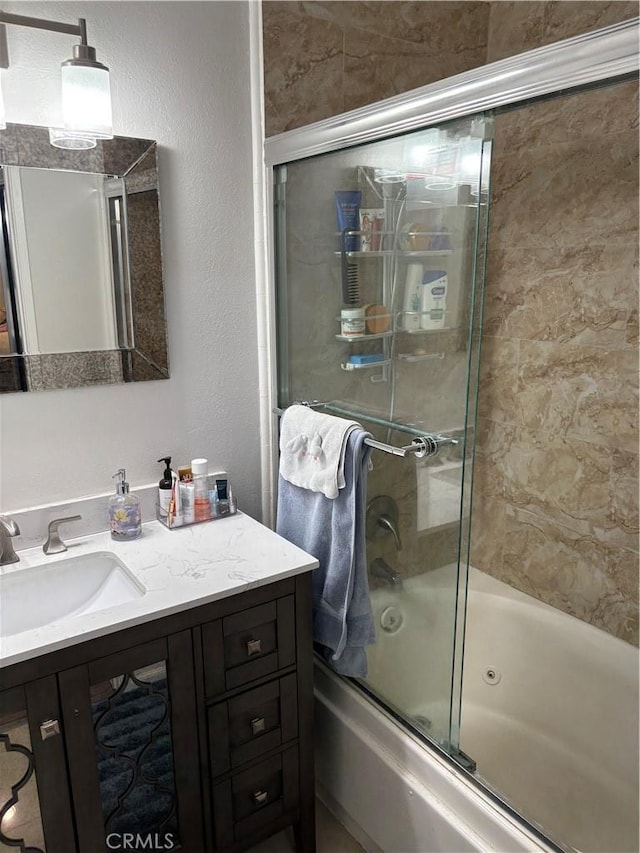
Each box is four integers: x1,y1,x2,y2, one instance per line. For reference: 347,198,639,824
250,717,266,736
40,719,60,741
253,790,268,806
246,638,262,657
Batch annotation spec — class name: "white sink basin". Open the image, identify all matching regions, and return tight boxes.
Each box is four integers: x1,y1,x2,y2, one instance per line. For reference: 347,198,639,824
0,551,146,639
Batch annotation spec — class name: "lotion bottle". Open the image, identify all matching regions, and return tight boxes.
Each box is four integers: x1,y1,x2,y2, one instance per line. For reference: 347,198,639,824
109,469,142,541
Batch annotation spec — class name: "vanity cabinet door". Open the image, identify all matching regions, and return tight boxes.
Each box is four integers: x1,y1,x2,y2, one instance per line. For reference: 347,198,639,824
58,632,204,853
0,678,76,853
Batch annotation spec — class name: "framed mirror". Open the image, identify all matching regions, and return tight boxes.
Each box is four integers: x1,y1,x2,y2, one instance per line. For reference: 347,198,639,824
0,123,168,393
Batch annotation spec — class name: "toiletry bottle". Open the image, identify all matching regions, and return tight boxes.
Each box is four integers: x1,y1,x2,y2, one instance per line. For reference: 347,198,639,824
208,482,218,517
192,458,210,521
403,263,424,331
213,478,236,517
421,270,448,330
157,456,173,519
214,478,230,516
178,466,195,525
341,307,365,337
109,469,142,541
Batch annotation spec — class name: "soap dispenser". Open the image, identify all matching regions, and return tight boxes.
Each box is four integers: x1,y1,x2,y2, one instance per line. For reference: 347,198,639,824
109,469,142,541
157,456,173,520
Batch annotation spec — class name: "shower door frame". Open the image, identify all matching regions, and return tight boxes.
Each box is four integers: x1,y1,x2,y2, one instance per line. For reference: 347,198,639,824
260,13,638,850
262,17,639,523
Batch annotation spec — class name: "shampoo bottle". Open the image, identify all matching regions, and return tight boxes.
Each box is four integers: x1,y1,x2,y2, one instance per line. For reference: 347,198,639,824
109,469,142,541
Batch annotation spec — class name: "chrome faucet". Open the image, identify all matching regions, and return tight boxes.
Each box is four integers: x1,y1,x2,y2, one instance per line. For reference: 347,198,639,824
0,515,21,566
370,558,403,589
43,515,82,555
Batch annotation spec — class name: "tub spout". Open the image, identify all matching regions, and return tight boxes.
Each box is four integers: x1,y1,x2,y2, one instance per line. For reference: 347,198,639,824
370,558,403,589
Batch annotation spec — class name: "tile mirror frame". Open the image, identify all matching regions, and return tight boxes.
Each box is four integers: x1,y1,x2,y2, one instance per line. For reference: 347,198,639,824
0,123,169,393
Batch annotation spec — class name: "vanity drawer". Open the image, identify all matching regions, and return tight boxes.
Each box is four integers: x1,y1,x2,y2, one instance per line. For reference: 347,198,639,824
203,596,296,698
212,746,299,847
208,673,298,776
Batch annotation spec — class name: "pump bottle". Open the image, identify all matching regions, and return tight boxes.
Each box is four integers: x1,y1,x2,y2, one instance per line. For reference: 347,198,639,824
109,469,142,540
157,456,173,519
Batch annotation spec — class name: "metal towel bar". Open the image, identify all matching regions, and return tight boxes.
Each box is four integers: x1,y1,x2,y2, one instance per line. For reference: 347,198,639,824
273,404,458,459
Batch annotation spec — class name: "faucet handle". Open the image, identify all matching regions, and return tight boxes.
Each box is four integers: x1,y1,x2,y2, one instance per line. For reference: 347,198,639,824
0,515,21,566
43,515,82,555
377,513,403,551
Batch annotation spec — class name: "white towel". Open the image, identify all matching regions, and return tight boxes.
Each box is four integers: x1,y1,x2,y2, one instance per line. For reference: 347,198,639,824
279,405,360,499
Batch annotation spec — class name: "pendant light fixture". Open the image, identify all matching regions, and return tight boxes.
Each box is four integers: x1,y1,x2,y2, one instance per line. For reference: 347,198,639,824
0,13,113,148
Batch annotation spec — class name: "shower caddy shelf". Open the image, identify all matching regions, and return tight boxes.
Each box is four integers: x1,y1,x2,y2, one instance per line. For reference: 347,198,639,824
336,313,455,340
333,194,460,382
335,330,394,342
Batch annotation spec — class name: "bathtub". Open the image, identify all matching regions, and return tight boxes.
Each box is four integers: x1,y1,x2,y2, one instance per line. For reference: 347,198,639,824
314,566,639,853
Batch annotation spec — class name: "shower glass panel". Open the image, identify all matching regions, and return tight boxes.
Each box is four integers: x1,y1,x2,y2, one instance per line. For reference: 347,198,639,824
460,77,639,853
274,113,492,754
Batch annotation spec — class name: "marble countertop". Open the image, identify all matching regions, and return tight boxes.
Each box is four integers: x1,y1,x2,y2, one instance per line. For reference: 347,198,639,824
0,512,318,669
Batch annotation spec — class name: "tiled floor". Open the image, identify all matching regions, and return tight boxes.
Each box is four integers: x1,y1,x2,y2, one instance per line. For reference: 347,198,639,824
247,799,365,853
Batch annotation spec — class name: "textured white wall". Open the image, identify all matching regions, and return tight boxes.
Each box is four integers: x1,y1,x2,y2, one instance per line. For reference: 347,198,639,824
0,1,261,517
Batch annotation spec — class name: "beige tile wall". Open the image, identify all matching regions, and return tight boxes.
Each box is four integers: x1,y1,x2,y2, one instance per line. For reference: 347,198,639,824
262,1,489,136
262,1,639,643
477,4,639,645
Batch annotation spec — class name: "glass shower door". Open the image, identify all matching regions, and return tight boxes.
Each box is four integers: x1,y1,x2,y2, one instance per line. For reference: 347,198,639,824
274,113,492,756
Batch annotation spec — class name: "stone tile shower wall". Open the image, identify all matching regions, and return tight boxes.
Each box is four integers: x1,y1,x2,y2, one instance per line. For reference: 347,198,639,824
474,7,639,646
262,1,639,643
262,1,490,137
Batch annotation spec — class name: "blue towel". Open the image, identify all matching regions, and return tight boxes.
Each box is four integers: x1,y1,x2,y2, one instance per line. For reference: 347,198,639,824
276,427,376,676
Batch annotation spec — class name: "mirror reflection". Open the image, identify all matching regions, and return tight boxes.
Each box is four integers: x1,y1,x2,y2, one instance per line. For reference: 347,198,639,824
0,124,168,393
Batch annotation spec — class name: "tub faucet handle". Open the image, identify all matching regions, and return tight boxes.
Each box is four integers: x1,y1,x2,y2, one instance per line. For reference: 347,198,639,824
377,513,402,551
366,495,402,551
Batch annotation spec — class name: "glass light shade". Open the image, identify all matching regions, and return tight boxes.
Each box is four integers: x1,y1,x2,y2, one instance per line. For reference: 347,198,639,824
61,62,113,139
48,127,97,149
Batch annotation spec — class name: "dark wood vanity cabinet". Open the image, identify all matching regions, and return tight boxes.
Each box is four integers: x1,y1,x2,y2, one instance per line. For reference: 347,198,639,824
0,573,315,853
